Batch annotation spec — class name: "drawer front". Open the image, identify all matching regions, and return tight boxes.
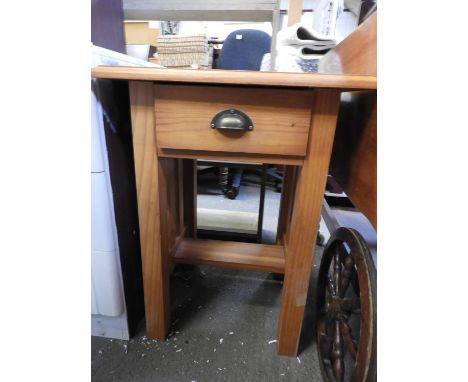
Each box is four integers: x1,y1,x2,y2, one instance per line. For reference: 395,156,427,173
154,84,313,157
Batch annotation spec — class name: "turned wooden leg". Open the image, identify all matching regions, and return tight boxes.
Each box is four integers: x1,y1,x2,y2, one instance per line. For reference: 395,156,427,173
277,89,341,356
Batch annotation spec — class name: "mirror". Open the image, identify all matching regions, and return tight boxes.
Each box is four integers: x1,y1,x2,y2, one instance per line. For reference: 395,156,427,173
121,0,374,75
116,0,375,243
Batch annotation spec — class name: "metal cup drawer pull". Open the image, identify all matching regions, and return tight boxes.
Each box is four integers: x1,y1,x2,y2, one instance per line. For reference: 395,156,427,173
210,109,254,132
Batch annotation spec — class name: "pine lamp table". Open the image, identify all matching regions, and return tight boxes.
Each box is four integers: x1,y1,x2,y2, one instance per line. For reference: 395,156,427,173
91,66,376,357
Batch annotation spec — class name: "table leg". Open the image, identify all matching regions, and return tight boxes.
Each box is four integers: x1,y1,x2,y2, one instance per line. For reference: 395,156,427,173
129,81,170,340
277,89,341,356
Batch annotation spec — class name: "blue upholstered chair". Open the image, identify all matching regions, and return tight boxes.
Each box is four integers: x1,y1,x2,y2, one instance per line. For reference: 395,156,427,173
215,29,271,71
214,30,271,199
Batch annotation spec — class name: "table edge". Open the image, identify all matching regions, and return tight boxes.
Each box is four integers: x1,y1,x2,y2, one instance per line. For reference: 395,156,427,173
91,66,377,90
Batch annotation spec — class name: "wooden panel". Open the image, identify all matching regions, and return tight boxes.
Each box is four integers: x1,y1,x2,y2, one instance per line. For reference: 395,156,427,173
330,91,377,229
91,66,377,90
129,81,170,340
276,165,296,245
177,160,185,232
277,88,341,356
182,159,197,237
158,157,183,255
154,84,313,156
283,166,298,247
158,148,304,166
173,238,286,274
319,12,376,76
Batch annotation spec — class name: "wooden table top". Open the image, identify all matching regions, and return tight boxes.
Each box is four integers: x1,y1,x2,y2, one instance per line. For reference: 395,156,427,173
92,13,376,91
91,66,376,90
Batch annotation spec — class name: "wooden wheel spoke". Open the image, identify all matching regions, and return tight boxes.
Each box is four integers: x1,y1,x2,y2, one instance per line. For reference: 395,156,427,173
318,317,335,364
319,333,333,359
331,320,344,382
316,228,377,382
339,254,355,298
339,320,358,361
350,266,360,295
326,316,334,338
326,274,337,297
333,251,342,296
341,298,361,312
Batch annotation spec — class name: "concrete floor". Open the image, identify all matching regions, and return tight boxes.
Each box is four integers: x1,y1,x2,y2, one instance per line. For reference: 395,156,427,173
92,170,325,381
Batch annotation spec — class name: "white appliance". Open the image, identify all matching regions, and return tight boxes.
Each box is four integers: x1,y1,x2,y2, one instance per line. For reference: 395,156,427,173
91,45,158,339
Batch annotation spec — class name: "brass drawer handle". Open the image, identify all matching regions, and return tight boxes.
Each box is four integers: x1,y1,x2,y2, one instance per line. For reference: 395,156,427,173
210,109,253,132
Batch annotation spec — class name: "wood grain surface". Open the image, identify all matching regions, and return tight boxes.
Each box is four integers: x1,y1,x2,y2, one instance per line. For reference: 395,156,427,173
276,165,297,246
129,81,170,340
91,66,377,90
173,238,286,274
153,84,314,156
158,148,304,166
330,91,377,228
182,159,197,237
319,12,377,76
277,88,341,356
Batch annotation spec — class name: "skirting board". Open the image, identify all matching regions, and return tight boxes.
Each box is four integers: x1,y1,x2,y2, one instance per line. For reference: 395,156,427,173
92,313,130,340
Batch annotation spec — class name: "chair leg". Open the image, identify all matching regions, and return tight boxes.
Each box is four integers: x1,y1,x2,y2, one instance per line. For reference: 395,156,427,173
219,166,229,190
224,167,243,200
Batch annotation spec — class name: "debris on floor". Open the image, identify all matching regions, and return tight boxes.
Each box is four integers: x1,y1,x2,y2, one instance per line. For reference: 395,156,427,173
92,252,324,381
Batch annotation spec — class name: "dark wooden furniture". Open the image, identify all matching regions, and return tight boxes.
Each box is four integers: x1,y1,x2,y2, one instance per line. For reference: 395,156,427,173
316,227,377,382
315,14,377,381
322,13,377,230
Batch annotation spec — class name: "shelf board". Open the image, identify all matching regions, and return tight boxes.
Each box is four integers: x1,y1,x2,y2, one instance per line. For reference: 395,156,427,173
173,238,285,273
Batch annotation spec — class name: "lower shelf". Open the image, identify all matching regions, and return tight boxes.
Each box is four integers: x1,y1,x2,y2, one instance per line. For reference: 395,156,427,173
173,238,285,274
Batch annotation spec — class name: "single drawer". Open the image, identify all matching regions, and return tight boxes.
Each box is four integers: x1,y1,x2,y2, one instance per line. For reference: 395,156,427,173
154,84,314,157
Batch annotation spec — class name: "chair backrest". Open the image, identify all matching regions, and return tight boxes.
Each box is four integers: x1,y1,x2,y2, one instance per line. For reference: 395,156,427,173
216,29,271,71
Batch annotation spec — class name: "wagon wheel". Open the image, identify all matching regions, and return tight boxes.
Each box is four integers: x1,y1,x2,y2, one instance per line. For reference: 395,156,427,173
316,227,377,382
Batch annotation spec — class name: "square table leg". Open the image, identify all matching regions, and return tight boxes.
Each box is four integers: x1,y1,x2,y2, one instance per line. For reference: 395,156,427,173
277,89,341,356
129,81,170,339
129,81,198,340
